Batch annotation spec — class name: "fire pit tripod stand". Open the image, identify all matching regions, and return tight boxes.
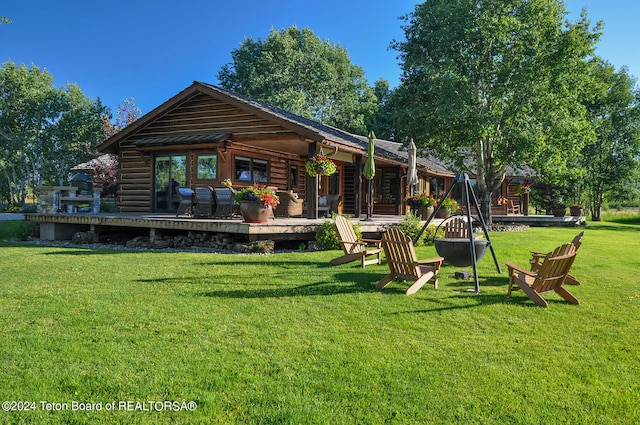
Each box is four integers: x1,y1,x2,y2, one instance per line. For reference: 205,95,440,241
413,173,502,292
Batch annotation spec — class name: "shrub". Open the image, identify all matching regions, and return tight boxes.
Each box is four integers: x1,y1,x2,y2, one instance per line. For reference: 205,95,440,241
315,214,361,250
100,201,117,213
14,221,36,241
422,223,445,245
397,210,444,246
397,210,423,245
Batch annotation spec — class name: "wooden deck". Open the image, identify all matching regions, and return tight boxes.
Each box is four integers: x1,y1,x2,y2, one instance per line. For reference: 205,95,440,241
24,213,402,242
24,212,585,244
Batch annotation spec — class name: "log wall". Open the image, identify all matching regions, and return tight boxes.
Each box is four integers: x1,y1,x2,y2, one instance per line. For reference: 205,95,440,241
116,93,310,213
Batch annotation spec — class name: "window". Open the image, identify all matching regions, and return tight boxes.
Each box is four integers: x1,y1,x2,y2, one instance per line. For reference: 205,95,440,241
196,154,218,180
290,164,299,188
328,170,340,195
429,176,445,197
373,168,399,203
235,155,269,183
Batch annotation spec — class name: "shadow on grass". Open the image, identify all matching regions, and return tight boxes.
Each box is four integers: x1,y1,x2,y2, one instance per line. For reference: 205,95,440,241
195,271,375,299
584,222,640,232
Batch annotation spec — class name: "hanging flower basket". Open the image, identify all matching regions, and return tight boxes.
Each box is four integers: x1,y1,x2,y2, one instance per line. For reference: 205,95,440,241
305,154,337,177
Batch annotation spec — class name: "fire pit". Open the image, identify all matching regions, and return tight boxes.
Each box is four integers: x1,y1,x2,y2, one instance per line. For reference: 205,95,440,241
434,238,490,267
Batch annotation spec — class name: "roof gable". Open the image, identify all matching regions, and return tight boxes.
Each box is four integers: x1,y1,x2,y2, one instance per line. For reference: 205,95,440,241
97,81,453,175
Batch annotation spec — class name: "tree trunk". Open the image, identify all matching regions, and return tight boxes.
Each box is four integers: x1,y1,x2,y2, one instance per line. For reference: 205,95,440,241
478,188,492,225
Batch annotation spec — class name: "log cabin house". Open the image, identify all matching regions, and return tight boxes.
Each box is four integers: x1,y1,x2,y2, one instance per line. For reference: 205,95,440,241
97,81,458,218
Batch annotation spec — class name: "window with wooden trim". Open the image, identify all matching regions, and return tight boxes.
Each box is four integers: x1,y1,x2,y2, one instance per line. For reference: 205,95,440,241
195,154,218,180
234,155,269,183
290,164,299,188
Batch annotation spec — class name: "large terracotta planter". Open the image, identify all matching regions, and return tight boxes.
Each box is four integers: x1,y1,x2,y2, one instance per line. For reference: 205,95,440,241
552,207,567,218
240,201,272,223
570,207,584,217
435,208,451,219
418,205,435,220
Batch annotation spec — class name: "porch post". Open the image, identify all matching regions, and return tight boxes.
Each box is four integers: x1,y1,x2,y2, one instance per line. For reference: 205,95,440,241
354,154,362,218
307,142,318,219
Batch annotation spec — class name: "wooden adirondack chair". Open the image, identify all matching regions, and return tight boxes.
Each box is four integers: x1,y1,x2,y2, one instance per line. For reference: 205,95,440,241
506,243,578,308
529,231,584,285
377,227,444,294
443,217,469,238
330,215,382,267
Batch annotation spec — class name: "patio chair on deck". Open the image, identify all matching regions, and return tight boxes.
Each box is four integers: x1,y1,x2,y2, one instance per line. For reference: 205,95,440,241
507,199,521,215
330,214,381,268
529,231,584,285
274,190,304,218
377,228,444,294
506,243,578,308
175,187,194,217
212,187,239,218
193,186,215,218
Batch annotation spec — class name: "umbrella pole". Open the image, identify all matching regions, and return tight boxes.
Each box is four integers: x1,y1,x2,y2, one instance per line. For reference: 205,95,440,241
364,179,373,220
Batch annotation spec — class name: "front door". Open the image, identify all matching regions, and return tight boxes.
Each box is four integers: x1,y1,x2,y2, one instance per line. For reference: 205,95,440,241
154,154,187,212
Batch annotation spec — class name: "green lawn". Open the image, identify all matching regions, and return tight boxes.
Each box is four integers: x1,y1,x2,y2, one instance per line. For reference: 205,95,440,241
0,220,638,424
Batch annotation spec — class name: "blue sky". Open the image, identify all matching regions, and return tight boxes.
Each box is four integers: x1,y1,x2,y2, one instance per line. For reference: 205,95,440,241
2,0,638,116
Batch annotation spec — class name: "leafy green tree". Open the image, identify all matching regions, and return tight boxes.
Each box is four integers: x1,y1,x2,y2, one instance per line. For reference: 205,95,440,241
0,61,108,206
217,25,379,135
391,0,602,222
582,60,640,220
364,78,396,141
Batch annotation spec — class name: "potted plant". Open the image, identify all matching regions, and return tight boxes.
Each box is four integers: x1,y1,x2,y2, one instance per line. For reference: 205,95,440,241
570,203,584,216
233,184,280,223
437,198,459,218
305,154,337,177
406,194,437,219
551,201,567,217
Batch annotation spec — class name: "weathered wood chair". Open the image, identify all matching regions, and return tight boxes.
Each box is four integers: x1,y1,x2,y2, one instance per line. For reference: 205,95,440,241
507,199,521,215
330,214,382,267
506,243,578,308
529,231,584,285
443,217,469,238
377,227,444,294
175,187,194,217
193,186,215,218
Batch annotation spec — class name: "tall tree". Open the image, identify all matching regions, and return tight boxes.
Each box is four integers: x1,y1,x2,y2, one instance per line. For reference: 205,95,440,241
217,25,378,135
364,78,396,141
0,61,108,206
391,0,601,222
582,60,640,220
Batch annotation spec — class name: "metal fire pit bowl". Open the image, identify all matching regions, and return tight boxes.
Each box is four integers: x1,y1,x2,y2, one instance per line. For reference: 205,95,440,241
434,238,490,267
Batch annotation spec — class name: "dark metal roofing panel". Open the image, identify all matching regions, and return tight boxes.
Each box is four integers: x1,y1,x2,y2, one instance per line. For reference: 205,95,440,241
132,133,231,147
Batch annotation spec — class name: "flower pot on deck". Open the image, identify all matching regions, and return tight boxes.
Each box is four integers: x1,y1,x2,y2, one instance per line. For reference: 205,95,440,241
570,207,584,216
240,201,272,223
435,208,451,219
418,205,434,220
552,207,567,218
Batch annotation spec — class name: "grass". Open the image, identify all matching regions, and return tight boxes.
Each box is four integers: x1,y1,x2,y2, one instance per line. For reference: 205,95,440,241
0,219,639,424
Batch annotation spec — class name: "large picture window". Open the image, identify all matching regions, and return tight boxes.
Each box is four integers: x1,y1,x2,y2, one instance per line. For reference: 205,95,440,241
235,155,269,183
196,154,218,180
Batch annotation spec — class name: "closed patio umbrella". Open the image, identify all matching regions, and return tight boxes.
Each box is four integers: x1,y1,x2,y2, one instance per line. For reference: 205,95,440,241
364,131,376,219
407,139,419,195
